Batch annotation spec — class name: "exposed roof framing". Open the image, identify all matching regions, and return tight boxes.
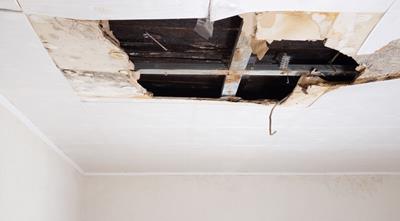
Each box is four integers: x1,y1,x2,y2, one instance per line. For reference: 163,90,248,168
222,25,252,96
139,65,357,77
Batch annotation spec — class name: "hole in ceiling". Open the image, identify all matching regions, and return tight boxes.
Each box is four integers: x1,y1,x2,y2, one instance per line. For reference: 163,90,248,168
138,74,225,98
109,18,360,101
236,76,300,100
247,40,359,83
109,16,242,69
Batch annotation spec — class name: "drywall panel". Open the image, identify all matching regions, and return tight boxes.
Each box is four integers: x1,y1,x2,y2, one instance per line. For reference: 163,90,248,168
210,0,393,21
358,0,400,54
18,0,209,19
0,98,83,221
28,15,147,98
0,0,20,11
83,175,400,221
250,11,382,57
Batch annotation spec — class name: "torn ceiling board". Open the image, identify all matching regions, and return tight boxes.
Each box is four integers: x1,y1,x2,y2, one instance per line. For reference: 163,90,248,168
18,0,209,20
0,0,20,11
29,15,133,73
356,39,400,80
324,13,383,57
210,0,394,21
255,12,338,43
28,15,147,98
249,11,382,57
63,70,147,99
358,0,400,55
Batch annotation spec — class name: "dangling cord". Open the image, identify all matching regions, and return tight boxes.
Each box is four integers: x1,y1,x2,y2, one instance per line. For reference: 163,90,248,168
268,94,290,136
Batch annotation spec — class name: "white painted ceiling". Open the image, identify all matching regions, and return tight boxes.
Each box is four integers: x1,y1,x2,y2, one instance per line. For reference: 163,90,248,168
1,2,400,174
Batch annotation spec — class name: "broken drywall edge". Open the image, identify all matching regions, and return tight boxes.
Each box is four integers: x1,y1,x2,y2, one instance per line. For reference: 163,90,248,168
28,15,134,72
28,15,148,98
99,20,121,46
238,13,269,60
355,72,400,84
355,38,400,80
63,69,148,98
284,85,332,108
250,11,383,57
284,71,400,108
325,13,383,57
0,94,85,174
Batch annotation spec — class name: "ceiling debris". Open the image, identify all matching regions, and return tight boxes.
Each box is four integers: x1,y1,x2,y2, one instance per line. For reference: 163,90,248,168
28,15,148,98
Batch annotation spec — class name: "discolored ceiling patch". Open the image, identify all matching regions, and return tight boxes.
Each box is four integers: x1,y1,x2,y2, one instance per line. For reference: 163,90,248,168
28,15,148,98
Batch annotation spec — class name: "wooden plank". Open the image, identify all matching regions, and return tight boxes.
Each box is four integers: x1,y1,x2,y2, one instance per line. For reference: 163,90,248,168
221,28,252,96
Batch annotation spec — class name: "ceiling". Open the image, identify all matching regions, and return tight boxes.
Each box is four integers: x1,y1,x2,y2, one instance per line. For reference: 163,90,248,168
1,1,400,174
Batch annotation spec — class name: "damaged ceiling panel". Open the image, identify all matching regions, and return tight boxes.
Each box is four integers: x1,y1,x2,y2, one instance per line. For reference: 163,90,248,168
254,12,338,42
27,8,400,105
352,1,400,83
247,11,383,57
355,39,400,81
324,13,383,57
29,15,147,98
29,15,132,72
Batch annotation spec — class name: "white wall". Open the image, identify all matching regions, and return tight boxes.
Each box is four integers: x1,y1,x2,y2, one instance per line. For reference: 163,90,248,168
83,175,400,221
0,98,83,221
